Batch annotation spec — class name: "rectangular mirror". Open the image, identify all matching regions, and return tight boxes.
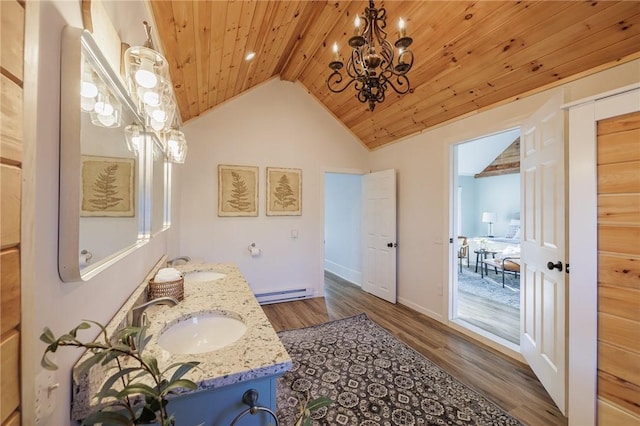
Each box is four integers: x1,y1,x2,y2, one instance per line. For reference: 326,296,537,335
150,133,168,235
59,26,148,282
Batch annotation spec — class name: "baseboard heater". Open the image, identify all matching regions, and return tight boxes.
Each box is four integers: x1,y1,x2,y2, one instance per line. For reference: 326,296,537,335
255,288,314,305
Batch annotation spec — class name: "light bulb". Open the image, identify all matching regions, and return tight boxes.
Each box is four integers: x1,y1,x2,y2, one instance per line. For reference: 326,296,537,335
81,81,98,98
97,113,116,127
399,18,406,38
94,101,114,116
81,96,96,112
143,89,161,106
332,42,339,61
135,57,158,89
152,108,167,123
150,118,165,132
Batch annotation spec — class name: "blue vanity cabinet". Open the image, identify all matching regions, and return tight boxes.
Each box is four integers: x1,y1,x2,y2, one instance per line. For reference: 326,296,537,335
167,374,281,426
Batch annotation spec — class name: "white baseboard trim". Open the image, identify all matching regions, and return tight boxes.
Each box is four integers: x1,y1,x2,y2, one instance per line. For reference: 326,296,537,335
324,259,362,286
397,297,443,322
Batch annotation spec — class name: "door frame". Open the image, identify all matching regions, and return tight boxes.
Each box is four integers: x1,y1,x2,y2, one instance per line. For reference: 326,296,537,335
447,129,523,358
565,83,640,426
320,167,369,289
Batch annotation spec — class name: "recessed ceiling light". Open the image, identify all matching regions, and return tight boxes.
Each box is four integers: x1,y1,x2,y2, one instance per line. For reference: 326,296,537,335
245,52,256,61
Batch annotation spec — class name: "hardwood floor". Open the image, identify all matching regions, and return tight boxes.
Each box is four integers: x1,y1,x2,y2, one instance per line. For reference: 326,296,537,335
457,290,520,344
262,275,567,426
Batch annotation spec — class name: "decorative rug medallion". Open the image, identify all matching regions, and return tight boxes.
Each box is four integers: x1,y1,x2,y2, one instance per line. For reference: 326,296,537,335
276,314,523,425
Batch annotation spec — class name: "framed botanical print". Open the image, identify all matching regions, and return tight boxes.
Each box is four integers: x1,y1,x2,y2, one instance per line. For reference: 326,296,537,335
266,167,302,216
81,155,135,217
218,164,258,216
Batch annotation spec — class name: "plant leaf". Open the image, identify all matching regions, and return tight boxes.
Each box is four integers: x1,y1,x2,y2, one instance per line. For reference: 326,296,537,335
40,327,57,344
143,355,160,377
162,379,197,395
70,322,91,338
82,409,131,425
75,351,109,377
306,396,333,411
96,367,140,403
117,383,158,399
40,353,59,370
167,362,200,383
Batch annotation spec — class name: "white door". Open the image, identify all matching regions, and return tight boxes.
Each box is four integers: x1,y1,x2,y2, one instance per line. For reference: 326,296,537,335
520,91,567,414
362,169,397,303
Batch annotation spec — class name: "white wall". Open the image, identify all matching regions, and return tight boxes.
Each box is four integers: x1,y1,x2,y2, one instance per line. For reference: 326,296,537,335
458,176,476,236
324,172,363,284
178,79,369,296
473,174,520,238
23,2,171,425
369,59,640,321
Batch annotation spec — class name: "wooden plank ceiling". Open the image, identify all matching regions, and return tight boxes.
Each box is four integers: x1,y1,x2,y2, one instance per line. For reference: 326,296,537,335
150,1,640,150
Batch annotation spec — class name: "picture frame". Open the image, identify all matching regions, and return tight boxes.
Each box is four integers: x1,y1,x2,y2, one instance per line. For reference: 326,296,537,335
81,155,135,217
218,165,259,217
266,167,302,216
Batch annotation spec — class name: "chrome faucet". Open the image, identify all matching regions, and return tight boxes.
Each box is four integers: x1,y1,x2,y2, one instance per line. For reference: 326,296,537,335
127,296,179,328
166,256,191,267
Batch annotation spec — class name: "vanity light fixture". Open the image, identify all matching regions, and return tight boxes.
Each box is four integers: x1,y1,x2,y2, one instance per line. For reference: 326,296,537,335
124,21,175,133
165,128,188,164
124,123,144,156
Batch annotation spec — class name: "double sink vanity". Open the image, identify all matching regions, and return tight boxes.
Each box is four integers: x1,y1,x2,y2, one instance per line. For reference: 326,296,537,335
71,262,291,425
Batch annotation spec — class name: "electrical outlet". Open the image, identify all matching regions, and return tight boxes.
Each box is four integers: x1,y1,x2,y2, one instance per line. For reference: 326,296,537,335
35,368,59,424
291,229,298,239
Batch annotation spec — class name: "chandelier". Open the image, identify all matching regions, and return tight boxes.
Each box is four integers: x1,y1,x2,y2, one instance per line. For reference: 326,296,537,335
327,0,414,111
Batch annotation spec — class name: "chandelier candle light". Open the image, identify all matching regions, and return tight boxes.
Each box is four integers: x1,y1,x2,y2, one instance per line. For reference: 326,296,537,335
327,0,414,111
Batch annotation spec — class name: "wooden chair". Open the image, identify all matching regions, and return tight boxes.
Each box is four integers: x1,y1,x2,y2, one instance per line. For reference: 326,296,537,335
457,236,469,272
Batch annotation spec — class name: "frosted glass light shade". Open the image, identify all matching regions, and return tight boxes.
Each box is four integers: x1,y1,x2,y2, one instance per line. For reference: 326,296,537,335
124,123,144,156
165,129,188,164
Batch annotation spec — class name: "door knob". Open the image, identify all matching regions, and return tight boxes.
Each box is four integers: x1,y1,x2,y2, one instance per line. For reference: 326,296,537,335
387,242,397,248
547,261,563,272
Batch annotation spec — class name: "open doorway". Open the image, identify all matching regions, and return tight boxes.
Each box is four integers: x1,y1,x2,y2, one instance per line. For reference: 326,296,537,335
451,128,522,346
324,172,364,287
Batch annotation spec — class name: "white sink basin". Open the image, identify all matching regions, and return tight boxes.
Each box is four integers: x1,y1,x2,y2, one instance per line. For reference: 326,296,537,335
158,312,247,355
184,271,226,283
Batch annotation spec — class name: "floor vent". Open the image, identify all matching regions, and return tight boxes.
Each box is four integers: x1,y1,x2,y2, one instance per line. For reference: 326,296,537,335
255,288,314,305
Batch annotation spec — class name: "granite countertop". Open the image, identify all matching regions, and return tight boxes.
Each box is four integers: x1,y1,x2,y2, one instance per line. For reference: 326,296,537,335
71,262,291,420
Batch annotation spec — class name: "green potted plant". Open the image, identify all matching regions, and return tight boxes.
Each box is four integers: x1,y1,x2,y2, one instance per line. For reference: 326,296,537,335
294,391,332,426
40,321,200,425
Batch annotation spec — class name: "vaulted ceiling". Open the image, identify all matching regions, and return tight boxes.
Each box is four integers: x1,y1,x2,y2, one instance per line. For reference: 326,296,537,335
150,1,640,150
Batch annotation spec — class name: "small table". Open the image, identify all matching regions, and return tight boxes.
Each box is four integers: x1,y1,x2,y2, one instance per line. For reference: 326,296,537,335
474,249,498,273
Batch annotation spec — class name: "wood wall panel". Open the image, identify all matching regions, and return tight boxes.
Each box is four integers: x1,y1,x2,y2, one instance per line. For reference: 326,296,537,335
0,74,23,165
598,399,640,425
597,128,640,164
0,165,21,248
598,368,640,414
598,312,640,354
2,411,20,426
597,110,640,424
598,225,640,256
0,249,20,335
599,285,640,322
0,0,24,82
598,111,640,135
598,194,640,225
0,330,19,424
597,161,640,194
0,3,23,423
598,254,640,290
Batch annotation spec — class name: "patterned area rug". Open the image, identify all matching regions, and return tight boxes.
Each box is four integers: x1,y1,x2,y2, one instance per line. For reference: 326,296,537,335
458,266,520,309
276,314,523,426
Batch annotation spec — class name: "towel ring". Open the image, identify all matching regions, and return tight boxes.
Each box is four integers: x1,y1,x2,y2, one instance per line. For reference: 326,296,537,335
229,389,279,426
